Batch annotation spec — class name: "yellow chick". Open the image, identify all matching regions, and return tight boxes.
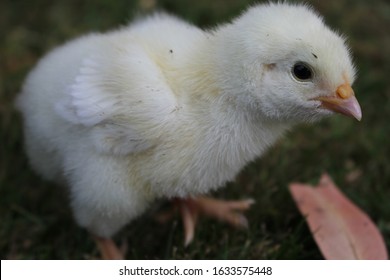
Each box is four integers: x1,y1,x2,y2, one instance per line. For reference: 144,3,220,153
16,3,361,258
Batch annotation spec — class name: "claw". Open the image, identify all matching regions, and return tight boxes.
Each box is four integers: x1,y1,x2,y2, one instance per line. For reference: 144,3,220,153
179,201,197,247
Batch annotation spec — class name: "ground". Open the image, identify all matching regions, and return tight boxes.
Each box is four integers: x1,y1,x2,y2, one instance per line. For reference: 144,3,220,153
1,0,389,259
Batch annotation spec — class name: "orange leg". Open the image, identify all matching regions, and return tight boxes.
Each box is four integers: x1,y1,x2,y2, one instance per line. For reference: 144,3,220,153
93,235,124,260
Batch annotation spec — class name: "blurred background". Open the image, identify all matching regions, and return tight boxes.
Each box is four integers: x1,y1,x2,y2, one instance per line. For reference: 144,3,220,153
1,0,389,259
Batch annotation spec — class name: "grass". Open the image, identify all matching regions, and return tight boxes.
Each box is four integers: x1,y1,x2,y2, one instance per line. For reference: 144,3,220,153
1,0,389,259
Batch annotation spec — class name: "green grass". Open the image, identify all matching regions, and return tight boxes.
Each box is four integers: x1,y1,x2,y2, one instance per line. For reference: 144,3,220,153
1,0,389,259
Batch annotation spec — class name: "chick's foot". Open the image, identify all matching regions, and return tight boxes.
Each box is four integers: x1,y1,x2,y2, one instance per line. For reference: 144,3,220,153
170,197,255,246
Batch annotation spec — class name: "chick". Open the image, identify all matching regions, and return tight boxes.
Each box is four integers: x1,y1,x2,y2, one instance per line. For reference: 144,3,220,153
16,3,361,258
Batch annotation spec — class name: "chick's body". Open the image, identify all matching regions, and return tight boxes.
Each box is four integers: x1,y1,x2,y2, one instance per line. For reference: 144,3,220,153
17,4,359,239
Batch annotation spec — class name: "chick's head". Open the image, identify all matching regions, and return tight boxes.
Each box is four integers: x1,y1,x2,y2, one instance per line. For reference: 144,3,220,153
216,3,361,123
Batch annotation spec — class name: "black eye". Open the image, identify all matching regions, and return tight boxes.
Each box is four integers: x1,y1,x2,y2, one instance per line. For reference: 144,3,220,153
292,62,313,81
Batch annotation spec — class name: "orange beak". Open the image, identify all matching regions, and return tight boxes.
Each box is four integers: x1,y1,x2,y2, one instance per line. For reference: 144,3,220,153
316,84,362,121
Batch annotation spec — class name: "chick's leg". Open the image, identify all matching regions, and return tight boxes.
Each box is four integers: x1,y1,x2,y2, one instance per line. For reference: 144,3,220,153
93,235,125,260
176,197,255,246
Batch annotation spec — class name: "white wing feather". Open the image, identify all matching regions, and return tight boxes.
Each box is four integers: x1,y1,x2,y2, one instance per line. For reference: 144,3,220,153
55,42,178,156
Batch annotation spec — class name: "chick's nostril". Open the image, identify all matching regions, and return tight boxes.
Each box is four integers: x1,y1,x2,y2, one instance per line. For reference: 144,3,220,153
336,84,354,99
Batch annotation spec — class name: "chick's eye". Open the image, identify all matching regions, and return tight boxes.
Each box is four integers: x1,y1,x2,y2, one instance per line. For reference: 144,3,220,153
292,62,312,81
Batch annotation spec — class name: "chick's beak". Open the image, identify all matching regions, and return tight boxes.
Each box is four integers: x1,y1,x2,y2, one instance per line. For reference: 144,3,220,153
316,83,362,121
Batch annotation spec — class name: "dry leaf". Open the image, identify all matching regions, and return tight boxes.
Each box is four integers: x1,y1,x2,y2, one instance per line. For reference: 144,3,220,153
289,173,388,260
